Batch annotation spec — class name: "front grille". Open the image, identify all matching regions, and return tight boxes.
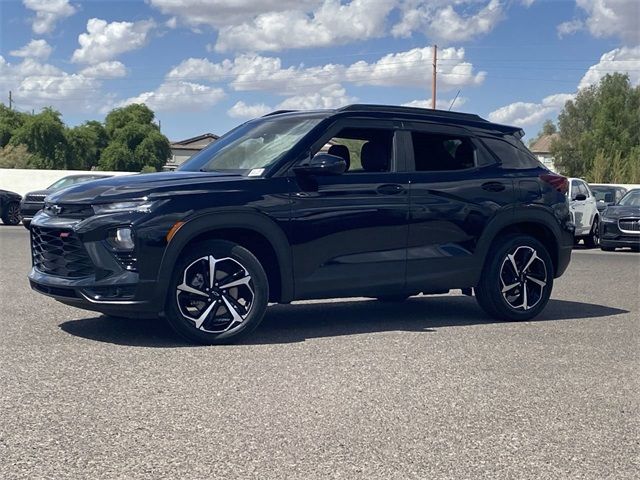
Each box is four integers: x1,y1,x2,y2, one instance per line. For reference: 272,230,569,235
43,203,94,219
31,226,94,278
619,218,640,234
25,193,46,202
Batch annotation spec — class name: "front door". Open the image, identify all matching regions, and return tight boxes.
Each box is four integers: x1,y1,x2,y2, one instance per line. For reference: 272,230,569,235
288,120,409,299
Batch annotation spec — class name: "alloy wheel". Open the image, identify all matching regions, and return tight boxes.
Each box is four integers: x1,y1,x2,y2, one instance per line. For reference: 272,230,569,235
7,203,21,224
499,246,547,311
176,255,254,333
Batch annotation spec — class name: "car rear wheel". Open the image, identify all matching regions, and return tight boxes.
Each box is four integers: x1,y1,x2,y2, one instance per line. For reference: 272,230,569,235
583,217,600,248
165,240,269,345
1,202,21,225
475,234,553,321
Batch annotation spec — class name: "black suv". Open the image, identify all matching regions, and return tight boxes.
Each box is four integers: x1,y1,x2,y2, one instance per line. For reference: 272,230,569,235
29,105,573,344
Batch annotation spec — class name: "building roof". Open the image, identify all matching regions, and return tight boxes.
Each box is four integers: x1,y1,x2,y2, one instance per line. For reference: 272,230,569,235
170,133,219,151
530,133,559,154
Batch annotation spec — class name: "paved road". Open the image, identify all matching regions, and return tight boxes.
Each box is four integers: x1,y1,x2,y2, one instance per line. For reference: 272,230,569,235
1,225,638,479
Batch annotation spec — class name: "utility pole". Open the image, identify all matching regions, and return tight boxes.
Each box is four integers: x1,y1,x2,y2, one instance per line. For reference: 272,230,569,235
9,90,13,110
431,45,437,110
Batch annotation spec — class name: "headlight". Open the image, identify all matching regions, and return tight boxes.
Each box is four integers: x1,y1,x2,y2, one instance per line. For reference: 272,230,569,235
92,200,156,215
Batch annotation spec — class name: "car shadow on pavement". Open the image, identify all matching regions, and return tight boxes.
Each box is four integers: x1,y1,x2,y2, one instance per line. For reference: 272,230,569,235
58,296,629,347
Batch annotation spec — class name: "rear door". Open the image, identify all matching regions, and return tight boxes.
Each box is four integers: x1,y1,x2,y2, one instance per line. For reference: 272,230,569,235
402,123,516,292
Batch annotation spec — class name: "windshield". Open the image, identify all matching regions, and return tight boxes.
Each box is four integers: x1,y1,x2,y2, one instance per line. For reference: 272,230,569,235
591,187,615,202
48,175,106,190
618,190,640,206
180,115,325,173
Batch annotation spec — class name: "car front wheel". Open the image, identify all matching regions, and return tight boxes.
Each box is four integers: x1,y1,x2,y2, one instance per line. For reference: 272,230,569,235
583,217,600,248
475,234,553,321
165,240,269,345
1,202,21,225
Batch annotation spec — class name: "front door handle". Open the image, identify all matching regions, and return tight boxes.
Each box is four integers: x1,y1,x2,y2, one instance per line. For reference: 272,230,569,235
377,184,405,195
481,181,506,192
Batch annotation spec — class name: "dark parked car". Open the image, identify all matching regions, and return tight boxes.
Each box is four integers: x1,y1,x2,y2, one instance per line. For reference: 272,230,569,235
0,189,22,225
600,188,640,251
590,184,627,213
21,174,113,228
28,104,573,344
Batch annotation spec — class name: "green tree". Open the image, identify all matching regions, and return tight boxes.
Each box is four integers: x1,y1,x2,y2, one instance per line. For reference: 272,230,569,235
99,142,135,171
101,104,170,172
0,144,37,168
552,73,640,182
0,105,28,148
10,108,70,169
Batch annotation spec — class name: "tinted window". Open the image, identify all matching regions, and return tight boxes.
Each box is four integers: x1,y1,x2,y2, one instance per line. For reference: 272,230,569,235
410,132,476,171
482,137,542,169
320,127,393,173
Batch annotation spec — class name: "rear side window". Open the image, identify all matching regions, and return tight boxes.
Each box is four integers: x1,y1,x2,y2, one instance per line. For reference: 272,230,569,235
410,132,476,171
482,136,542,169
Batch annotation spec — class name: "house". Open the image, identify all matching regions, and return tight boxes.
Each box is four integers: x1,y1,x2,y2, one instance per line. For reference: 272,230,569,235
530,133,559,172
165,133,219,170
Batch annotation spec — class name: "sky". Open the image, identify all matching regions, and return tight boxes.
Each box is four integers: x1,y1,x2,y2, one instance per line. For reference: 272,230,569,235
0,0,638,142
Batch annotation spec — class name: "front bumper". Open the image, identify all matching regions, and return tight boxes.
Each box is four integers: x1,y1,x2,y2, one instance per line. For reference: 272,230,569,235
20,201,44,221
600,219,640,249
27,212,164,317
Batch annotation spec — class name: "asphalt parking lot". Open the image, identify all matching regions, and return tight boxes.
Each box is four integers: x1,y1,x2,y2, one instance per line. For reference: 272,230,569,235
0,225,638,479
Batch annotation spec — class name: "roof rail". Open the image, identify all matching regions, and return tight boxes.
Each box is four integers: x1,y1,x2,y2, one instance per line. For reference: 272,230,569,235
338,104,486,122
262,110,298,117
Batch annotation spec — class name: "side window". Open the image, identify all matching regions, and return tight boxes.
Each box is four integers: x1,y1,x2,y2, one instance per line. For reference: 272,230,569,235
482,137,542,169
410,132,476,171
320,127,393,173
581,183,591,198
571,180,581,200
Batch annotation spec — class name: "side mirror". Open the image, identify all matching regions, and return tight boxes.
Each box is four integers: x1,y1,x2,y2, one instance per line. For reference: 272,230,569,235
574,193,587,201
293,153,347,176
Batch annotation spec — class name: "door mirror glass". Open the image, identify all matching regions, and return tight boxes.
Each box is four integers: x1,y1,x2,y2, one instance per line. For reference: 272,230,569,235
574,193,587,201
294,153,347,176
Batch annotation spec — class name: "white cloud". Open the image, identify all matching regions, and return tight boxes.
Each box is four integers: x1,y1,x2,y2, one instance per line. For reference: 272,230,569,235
557,19,584,38
228,84,356,119
276,84,356,110
392,0,504,42
402,96,468,110
72,18,155,64
148,0,319,28
79,61,127,78
228,101,272,119
214,0,394,52
488,93,574,126
345,47,485,91
0,56,102,112
9,39,52,60
121,81,225,112
560,0,640,44
167,47,483,96
23,0,76,34
579,45,640,89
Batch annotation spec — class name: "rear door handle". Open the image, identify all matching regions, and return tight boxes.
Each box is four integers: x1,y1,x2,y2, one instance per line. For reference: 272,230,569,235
377,184,405,195
482,181,506,192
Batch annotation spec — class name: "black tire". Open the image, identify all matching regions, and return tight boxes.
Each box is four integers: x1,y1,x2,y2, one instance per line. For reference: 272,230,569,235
376,294,410,302
165,240,268,345
475,234,554,321
1,202,21,225
600,245,615,252
22,219,31,229
583,216,600,248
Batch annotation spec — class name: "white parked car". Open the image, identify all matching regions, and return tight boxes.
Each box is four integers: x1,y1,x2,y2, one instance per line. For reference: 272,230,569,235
568,178,600,247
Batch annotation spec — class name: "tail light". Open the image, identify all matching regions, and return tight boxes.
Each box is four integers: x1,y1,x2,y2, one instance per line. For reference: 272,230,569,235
540,173,568,194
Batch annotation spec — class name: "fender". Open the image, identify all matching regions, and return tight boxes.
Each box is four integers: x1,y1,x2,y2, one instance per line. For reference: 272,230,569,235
474,204,570,277
154,208,294,305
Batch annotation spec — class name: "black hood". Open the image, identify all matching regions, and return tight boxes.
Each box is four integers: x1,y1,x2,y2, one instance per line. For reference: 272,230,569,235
602,205,640,219
46,171,243,204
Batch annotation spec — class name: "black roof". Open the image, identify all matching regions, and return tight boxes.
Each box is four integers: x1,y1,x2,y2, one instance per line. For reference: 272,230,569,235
263,104,523,137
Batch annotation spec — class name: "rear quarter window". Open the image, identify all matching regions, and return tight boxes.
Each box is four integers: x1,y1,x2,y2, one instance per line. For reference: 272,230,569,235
481,136,543,169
